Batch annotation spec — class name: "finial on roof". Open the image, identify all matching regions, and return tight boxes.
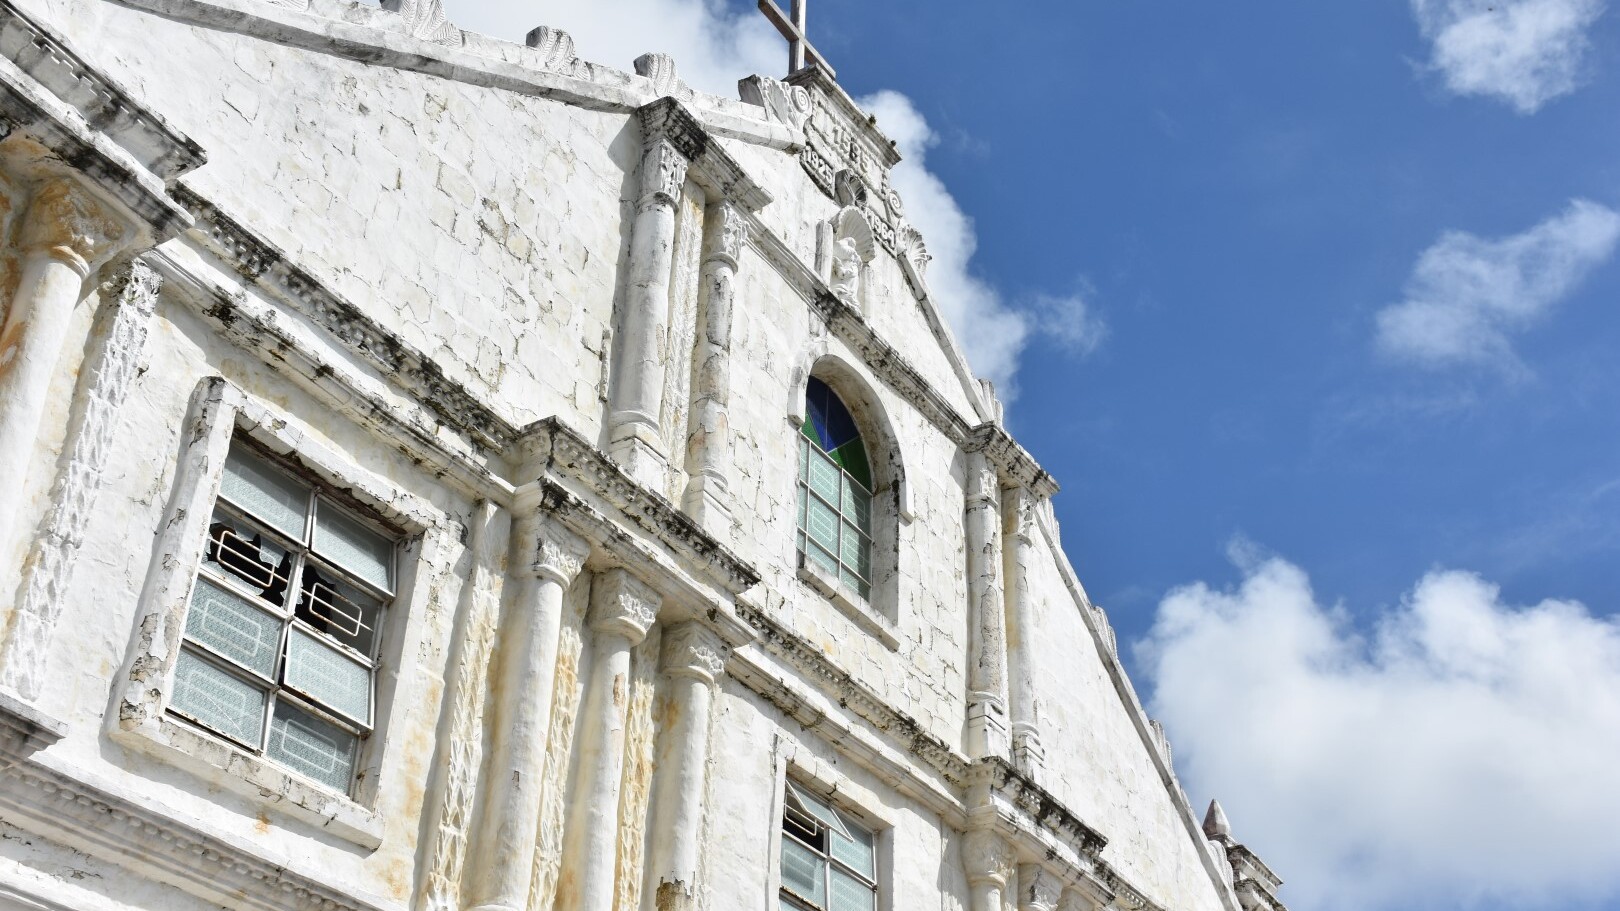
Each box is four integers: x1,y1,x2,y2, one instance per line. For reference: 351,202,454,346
1204,799,1233,841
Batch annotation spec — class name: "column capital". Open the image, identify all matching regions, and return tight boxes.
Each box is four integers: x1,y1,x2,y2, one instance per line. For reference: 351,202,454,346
659,620,728,684
20,178,128,277
1001,483,1038,545
1017,864,1063,911
962,830,1015,889
640,138,690,208
531,519,590,585
588,568,659,643
704,201,748,269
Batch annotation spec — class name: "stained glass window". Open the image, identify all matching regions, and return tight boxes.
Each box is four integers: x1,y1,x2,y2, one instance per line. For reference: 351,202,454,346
169,440,396,794
797,378,873,599
780,781,878,911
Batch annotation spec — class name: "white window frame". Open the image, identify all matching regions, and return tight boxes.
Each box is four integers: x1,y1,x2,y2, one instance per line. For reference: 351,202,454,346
778,779,881,911
110,378,444,849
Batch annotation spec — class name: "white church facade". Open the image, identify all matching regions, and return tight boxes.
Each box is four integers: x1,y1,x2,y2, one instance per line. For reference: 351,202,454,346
0,1,1288,911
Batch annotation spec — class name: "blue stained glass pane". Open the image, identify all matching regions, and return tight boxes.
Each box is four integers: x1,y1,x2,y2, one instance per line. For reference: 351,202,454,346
805,377,861,453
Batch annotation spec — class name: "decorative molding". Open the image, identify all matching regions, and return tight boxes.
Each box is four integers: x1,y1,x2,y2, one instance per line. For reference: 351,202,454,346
174,184,519,452
738,75,811,132
970,758,1107,859
733,599,970,786
961,830,1015,887
532,519,591,585
380,0,461,46
0,760,393,911
1019,864,1065,911
1,259,160,700
639,97,772,212
521,418,761,596
965,423,1060,498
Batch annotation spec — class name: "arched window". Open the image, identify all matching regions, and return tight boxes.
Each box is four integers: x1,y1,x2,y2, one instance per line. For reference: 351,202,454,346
797,377,873,600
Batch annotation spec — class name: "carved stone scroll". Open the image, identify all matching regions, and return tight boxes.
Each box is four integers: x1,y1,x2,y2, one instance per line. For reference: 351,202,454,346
381,0,461,46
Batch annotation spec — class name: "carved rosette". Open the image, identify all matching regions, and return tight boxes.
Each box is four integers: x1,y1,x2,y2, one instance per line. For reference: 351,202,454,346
588,568,660,643
962,830,1015,888
1019,865,1064,911
658,621,728,685
531,521,589,586
20,179,127,276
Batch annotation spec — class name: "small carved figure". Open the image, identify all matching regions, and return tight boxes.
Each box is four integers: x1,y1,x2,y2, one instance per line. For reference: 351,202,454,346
830,236,861,302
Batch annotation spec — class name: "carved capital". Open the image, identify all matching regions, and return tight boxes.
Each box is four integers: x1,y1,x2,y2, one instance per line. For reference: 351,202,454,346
1018,865,1063,911
101,258,162,312
641,138,689,208
1001,485,1037,545
706,202,747,267
961,830,1015,888
588,568,659,643
659,620,728,684
21,179,127,276
531,520,589,585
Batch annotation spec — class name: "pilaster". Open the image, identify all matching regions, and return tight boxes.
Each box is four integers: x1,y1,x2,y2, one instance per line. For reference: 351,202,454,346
1017,865,1064,911
1002,484,1045,782
557,568,660,911
465,516,589,911
964,449,1009,760
680,201,746,534
963,829,1016,911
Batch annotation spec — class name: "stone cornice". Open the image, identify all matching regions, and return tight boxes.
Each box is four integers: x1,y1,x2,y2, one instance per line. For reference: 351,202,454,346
520,418,761,597
0,690,65,772
733,599,972,786
0,1,202,238
969,757,1108,858
0,1,204,181
0,759,395,911
174,184,520,453
106,0,799,151
639,96,772,212
964,423,1060,497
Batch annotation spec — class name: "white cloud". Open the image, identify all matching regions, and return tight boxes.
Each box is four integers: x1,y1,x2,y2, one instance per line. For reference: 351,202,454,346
1138,546,1620,911
455,2,1095,397
1411,0,1608,112
1375,199,1620,370
1031,288,1108,357
858,90,1033,392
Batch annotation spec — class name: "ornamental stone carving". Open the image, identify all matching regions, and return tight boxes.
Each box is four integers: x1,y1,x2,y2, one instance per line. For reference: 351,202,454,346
962,830,1015,887
20,179,126,275
381,0,460,46
659,621,728,684
634,52,682,97
644,139,689,209
739,75,811,132
588,568,659,642
525,26,579,73
532,522,590,585
1018,865,1063,911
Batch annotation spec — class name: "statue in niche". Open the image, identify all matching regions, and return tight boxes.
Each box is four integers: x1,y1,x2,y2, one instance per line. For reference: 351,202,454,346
827,206,875,310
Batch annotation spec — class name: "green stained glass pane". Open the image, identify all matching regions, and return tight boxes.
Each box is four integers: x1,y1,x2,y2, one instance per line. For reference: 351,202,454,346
829,439,872,491
800,414,819,443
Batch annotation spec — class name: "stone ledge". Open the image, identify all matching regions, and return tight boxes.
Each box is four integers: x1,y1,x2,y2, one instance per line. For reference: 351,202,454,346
0,689,66,771
109,714,384,850
795,555,898,650
0,758,397,911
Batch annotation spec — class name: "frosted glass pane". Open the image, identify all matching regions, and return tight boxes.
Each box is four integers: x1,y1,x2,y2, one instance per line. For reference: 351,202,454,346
779,837,825,906
313,502,393,592
839,521,863,570
808,542,839,575
296,564,383,656
268,700,356,791
808,451,840,503
807,499,838,553
829,869,874,911
286,627,371,724
206,508,295,606
798,436,809,480
186,577,281,676
796,485,807,528
220,449,308,539
842,484,871,529
172,650,267,746
830,824,875,878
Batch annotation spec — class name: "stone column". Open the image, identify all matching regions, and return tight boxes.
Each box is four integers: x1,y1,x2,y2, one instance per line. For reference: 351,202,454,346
607,136,689,491
645,621,728,911
680,201,745,534
963,830,1015,911
465,517,589,911
0,178,126,569
1,259,159,699
964,450,1010,760
1001,484,1045,782
1017,864,1063,911
556,569,660,911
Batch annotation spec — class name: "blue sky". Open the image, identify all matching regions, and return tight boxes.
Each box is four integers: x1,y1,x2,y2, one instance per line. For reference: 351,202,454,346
459,2,1620,908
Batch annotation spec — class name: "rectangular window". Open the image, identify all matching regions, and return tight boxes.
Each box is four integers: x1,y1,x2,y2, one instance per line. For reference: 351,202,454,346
780,781,878,911
796,435,873,600
167,440,397,794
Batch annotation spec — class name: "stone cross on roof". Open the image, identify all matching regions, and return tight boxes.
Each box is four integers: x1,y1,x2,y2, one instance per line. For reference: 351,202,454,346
757,0,837,79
